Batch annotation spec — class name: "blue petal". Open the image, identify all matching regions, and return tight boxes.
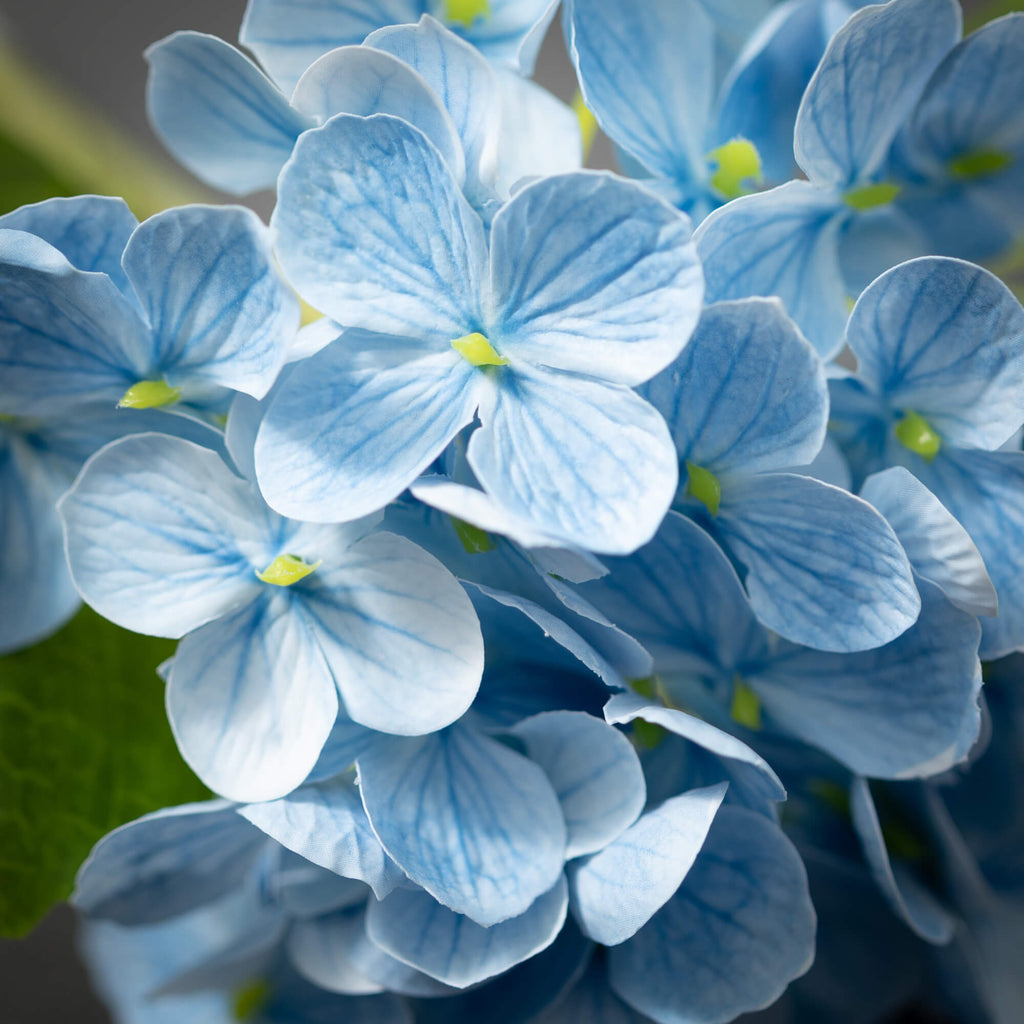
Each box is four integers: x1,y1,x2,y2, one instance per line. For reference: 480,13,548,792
256,342,480,521
0,430,80,653
511,711,646,859
608,806,815,1024
145,32,311,195
642,298,827,476
861,466,997,616
72,801,263,924
453,0,561,70
604,693,786,806
837,204,928,295
366,878,568,987
306,715,386,784
846,256,1024,451
695,181,850,359
272,113,487,335
531,955,648,1024
567,0,714,182
915,448,1024,659
468,365,679,555
365,18,498,193
167,591,340,802
794,0,961,187
850,776,956,943
0,194,137,295
59,434,267,638
357,724,567,926
491,171,702,386
122,205,298,399
715,472,921,652
300,531,484,734
569,783,727,946
0,229,150,413
240,777,406,899
755,578,982,779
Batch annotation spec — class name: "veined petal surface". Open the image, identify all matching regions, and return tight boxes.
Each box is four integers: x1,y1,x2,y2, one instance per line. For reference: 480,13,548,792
491,172,702,387
357,725,567,926
145,32,311,195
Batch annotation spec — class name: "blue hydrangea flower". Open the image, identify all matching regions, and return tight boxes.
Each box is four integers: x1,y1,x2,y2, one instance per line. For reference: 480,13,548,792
146,16,580,200
255,112,703,554
827,256,1024,658
59,432,485,802
640,296,919,652
695,0,1024,357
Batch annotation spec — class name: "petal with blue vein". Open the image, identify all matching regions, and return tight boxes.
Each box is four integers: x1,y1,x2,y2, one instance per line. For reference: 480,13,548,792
837,204,928,295
241,777,406,899
0,195,137,296
569,783,727,946
256,342,481,522
754,578,981,779
0,230,150,413
604,694,786,806
455,0,561,70
491,171,702,386
642,298,827,476
493,70,582,196
716,472,920,652
468,366,679,555
915,448,1024,659
695,181,850,359
272,113,487,336
357,724,567,926
568,0,714,182
299,531,484,735
365,18,498,192
849,776,956,943
0,431,80,653
291,44,465,186
122,205,298,400
861,466,997,617
367,877,568,987
511,711,646,859
167,590,339,802
72,801,263,924
580,512,767,679
846,257,1024,451
288,907,457,998
794,0,961,187
608,806,815,1024
145,32,311,195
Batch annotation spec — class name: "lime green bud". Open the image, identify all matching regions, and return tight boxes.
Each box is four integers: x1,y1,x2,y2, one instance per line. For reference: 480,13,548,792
706,138,763,200
730,676,762,730
844,181,901,211
452,517,496,554
894,411,941,461
949,149,1012,181
572,90,599,159
256,553,321,586
233,979,272,1021
118,379,181,409
451,332,509,367
443,0,491,28
685,461,721,517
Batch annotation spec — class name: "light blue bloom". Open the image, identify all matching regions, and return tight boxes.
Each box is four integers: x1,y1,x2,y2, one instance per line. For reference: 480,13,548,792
696,0,1024,357
0,199,298,416
59,432,485,802
146,17,580,200
256,113,702,554
239,0,560,94
827,256,1024,658
641,296,919,652
578,511,982,781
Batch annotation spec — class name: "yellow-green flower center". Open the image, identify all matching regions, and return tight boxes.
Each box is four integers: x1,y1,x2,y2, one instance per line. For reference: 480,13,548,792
894,410,941,461
730,675,762,730
451,332,509,367
452,517,496,554
706,138,763,200
256,553,321,586
844,181,901,211
118,379,181,409
572,90,599,160
233,979,272,1021
949,148,1012,181
685,460,721,517
443,0,491,29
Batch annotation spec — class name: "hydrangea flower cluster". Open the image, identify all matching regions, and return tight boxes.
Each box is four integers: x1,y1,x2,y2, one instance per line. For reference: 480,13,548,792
3,0,1024,1021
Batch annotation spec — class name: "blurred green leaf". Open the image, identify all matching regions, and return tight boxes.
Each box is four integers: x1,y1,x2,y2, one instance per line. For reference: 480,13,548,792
0,608,207,937
0,130,78,215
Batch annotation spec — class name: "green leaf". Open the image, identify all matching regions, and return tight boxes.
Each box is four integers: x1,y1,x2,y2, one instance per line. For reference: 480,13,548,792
0,608,206,937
